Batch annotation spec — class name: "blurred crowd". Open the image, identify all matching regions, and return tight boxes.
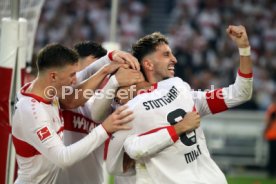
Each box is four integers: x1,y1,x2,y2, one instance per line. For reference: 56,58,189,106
167,0,276,110
34,0,276,110
34,0,148,52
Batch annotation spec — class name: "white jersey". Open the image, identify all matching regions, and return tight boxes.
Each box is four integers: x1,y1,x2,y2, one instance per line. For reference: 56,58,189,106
12,83,109,184
56,97,105,184
125,77,226,184
107,72,253,184
56,55,114,184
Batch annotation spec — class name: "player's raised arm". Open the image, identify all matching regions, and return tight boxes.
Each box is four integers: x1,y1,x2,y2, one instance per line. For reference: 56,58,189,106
61,50,141,109
227,25,252,74
75,55,111,84
192,25,253,116
91,68,144,122
60,63,121,109
76,50,140,84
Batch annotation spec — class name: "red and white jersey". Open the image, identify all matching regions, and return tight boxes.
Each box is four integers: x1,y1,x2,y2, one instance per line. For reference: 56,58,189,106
57,97,105,184
12,83,109,184
107,72,253,184
56,59,117,184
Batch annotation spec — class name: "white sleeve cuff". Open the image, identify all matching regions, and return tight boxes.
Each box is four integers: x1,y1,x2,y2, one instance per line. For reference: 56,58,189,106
109,75,119,88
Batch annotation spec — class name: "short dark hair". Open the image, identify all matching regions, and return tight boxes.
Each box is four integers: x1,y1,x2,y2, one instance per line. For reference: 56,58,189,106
74,41,107,59
132,32,168,63
36,43,78,72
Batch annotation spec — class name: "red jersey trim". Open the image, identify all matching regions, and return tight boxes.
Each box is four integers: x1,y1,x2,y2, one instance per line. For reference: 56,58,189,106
166,126,179,142
192,105,197,112
108,51,114,61
139,126,179,142
21,83,52,104
103,138,111,160
206,88,228,114
57,126,64,134
238,69,253,78
102,125,112,137
137,83,158,95
12,136,41,157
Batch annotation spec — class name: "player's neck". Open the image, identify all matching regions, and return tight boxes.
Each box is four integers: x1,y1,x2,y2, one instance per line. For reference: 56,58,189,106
147,76,161,84
28,77,55,101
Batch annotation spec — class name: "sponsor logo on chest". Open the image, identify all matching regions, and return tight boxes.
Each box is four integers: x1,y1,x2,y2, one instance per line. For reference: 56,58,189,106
72,115,97,133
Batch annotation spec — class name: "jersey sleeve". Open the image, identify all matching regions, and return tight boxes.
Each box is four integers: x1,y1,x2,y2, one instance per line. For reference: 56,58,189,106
124,126,178,160
81,96,95,121
106,115,179,174
90,75,119,122
76,55,111,84
22,104,109,169
192,70,253,116
106,125,135,175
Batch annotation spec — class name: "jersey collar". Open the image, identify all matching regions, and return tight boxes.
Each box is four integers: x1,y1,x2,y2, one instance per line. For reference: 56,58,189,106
21,83,52,104
137,83,158,95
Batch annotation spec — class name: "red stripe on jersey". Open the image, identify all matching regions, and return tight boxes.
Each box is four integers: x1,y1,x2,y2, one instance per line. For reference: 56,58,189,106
103,129,113,160
192,105,197,112
139,126,168,136
12,136,41,157
206,89,228,114
166,126,179,142
63,110,98,134
103,138,110,160
57,126,64,134
139,126,179,142
152,83,158,90
238,69,253,78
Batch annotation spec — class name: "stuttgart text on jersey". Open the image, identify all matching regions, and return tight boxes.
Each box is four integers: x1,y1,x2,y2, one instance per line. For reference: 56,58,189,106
143,86,179,111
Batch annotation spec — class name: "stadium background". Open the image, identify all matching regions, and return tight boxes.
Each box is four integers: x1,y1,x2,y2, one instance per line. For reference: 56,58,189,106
34,0,276,111
1,0,276,184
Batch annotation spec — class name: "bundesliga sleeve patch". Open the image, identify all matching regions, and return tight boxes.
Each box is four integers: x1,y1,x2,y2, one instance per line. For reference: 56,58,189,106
36,126,52,142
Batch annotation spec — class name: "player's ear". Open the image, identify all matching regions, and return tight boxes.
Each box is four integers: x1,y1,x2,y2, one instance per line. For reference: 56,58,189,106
49,71,57,82
142,59,154,71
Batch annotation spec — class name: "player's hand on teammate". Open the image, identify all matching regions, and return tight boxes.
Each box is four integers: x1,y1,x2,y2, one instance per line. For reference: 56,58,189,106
102,105,133,134
173,112,201,135
115,68,144,87
102,63,122,75
111,50,140,71
226,25,250,48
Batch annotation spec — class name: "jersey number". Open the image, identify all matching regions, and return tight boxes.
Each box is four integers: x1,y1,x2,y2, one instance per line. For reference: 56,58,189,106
167,109,197,146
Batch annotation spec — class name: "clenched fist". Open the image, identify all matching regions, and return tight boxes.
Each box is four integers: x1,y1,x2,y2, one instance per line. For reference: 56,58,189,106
226,25,250,48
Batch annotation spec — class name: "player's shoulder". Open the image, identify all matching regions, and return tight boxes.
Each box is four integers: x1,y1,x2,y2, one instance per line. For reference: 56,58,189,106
15,94,51,121
126,94,144,110
16,95,35,111
17,94,42,108
158,77,191,90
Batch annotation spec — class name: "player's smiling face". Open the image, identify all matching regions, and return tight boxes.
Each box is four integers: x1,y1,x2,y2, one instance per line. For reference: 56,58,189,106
146,43,177,83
